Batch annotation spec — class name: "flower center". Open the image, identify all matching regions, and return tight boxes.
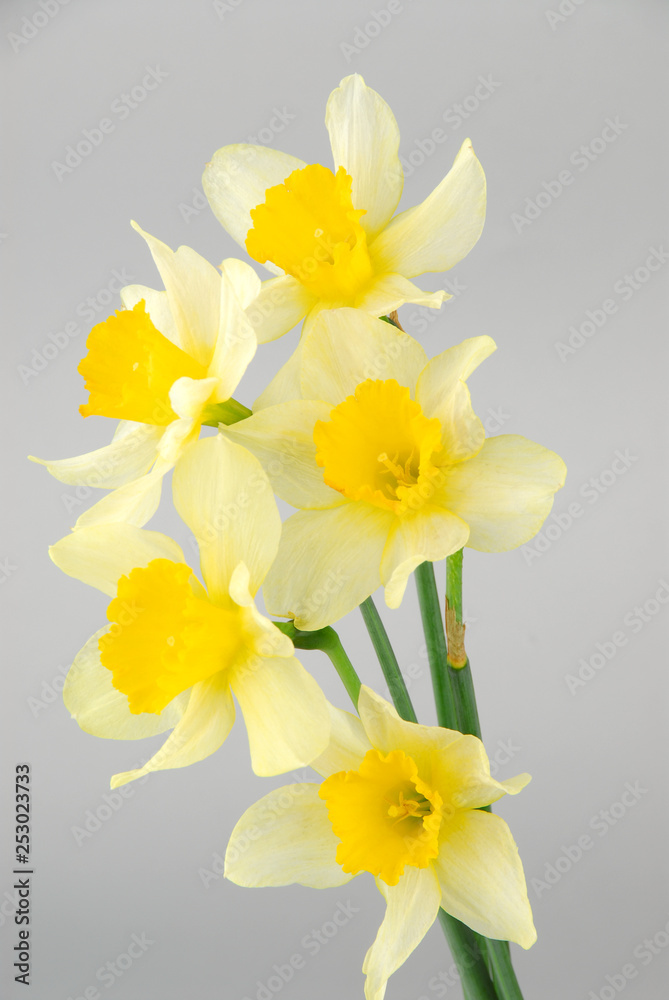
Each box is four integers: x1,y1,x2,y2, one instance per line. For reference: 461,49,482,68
319,748,443,886
313,379,444,514
245,164,374,302
78,301,208,424
99,558,243,714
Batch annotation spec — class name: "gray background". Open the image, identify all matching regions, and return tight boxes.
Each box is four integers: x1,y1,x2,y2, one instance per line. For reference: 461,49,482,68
2,1,668,998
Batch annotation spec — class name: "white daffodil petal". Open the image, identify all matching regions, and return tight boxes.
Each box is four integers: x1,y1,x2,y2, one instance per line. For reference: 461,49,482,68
202,144,307,268
206,271,257,403
435,810,536,949
172,435,280,600
72,469,166,530
310,702,371,778
225,784,352,888
356,273,449,318
49,523,186,596
381,508,470,609
325,74,403,243
357,686,461,782
442,436,567,552
301,308,428,405
111,674,235,789
29,422,163,487
219,258,262,309
230,655,330,776
245,274,315,344
263,503,393,631
64,628,187,739
223,400,344,509
169,376,219,420
120,285,179,346
363,866,442,1000
417,336,496,462
131,222,220,366
370,137,486,278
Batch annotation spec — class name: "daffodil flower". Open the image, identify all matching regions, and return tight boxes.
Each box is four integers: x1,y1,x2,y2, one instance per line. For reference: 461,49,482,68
224,309,567,629
226,686,536,1000
203,74,486,407
49,435,330,786
30,223,259,529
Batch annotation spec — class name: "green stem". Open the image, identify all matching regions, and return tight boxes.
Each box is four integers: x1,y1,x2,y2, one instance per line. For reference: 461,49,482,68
438,911,499,1000
202,396,252,426
414,562,459,730
356,602,498,999
445,549,481,738
274,622,360,708
359,597,417,723
486,940,525,1000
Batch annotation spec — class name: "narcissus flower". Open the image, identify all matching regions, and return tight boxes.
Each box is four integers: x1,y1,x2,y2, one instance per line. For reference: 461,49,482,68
30,223,259,529
203,74,485,406
224,309,567,628
226,686,536,1000
49,435,330,786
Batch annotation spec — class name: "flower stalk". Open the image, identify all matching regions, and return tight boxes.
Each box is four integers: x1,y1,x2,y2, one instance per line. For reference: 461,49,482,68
275,621,361,708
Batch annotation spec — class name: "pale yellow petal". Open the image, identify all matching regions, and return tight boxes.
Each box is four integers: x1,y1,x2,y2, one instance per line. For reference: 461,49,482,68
230,655,330,776
246,274,316,345
223,400,345,509
172,435,280,600
263,503,393,630
29,422,163,487
435,810,536,948
202,144,307,271
219,257,261,309
225,784,352,888
49,523,186,596
311,702,372,778
363,866,442,1000
355,272,449,317
120,285,179,346
300,307,428,405
206,268,258,402
416,336,496,462
381,508,470,609
131,222,220,366
325,74,403,243
253,336,306,410
168,376,218,420
370,138,486,278
72,469,166,530
64,628,187,739
111,673,235,788
431,734,531,810
440,435,567,551
156,417,199,464
357,686,462,785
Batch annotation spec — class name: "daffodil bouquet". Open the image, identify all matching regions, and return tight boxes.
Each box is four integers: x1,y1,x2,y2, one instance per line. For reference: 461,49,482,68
33,75,566,1000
